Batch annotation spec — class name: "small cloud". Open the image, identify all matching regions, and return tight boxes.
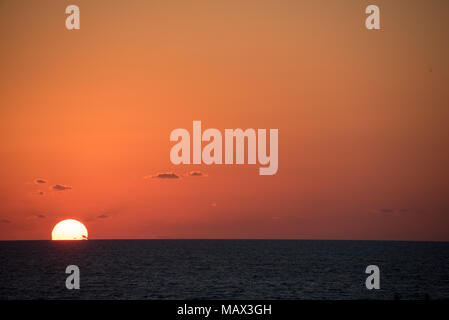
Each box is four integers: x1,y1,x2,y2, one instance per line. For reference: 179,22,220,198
146,172,180,179
39,191,45,196
26,213,47,220
371,208,409,214
52,184,72,191
34,178,47,184
86,208,120,222
1,219,11,223
211,202,217,207
188,171,207,177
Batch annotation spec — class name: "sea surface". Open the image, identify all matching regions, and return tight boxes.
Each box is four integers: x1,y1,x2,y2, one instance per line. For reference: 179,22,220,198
0,240,448,300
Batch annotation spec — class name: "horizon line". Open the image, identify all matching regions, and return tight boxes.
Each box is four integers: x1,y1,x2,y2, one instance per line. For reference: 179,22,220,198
1,238,449,243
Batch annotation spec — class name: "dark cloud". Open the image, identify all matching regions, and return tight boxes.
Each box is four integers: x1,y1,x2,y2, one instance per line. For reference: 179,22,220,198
188,171,207,177
36,214,45,219
372,208,409,214
86,208,121,222
52,184,72,191
1,219,11,223
148,172,180,179
34,179,47,184
39,191,45,196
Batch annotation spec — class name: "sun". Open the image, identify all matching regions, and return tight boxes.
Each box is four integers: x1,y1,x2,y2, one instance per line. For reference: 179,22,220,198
52,219,88,240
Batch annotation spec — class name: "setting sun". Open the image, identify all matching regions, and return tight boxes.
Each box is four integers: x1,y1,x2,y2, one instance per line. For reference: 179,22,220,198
51,219,88,240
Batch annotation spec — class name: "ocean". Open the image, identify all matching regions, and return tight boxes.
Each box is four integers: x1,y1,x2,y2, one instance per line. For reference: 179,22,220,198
1,240,448,300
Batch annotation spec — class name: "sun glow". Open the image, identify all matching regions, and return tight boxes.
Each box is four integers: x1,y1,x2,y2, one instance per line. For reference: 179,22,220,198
51,219,88,240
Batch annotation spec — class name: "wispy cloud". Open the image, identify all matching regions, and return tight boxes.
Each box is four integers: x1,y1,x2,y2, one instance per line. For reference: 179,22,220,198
188,171,208,177
144,171,208,180
0,219,11,223
146,172,180,179
34,178,47,184
86,208,121,222
52,184,72,191
371,208,409,214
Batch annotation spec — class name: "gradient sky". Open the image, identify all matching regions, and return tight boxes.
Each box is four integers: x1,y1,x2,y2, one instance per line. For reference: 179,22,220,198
0,0,448,240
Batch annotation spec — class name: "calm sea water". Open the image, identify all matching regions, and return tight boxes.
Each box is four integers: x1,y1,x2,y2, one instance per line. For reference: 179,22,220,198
0,240,448,300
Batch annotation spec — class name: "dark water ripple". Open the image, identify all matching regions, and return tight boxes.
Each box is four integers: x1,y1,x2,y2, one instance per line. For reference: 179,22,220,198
0,240,448,300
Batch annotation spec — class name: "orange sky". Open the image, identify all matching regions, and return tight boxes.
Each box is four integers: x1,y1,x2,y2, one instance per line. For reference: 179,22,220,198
1,0,448,240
